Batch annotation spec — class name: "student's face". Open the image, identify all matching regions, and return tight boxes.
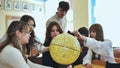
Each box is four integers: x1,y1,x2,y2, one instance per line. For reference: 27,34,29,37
90,31,96,39
57,8,67,18
17,30,30,45
90,31,96,38
50,25,60,38
28,20,34,32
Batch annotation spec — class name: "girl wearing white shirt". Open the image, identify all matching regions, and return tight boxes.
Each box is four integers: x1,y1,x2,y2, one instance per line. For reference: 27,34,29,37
0,21,52,68
73,23,115,68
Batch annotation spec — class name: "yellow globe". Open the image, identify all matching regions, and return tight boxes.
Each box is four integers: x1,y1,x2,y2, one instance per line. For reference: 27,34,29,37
50,33,80,65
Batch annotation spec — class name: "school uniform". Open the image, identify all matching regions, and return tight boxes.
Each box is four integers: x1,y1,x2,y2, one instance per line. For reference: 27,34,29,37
46,13,67,32
83,38,116,65
0,44,52,68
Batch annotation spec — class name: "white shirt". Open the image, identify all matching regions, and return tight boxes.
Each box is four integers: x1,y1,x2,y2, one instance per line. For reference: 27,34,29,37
0,34,7,43
46,13,67,32
0,45,52,68
83,38,115,65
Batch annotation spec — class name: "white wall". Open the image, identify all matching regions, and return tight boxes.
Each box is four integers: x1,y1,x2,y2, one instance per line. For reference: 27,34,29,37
0,0,73,43
92,0,120,47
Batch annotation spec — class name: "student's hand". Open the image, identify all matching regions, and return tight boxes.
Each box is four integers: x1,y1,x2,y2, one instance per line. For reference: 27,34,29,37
72,30,82,39
67,65,73,68
42,47,49,53
31,46,39,57
85,63,93,68
73,30,87,42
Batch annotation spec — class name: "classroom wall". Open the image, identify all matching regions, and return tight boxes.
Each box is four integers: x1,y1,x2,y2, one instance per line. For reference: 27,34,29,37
0,0,45,38
0,0,88,40
0,8,30,36
73,0,88,30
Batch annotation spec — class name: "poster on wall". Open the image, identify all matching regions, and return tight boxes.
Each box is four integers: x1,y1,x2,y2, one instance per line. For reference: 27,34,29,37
37,5,44,14
14,1,21,11
0,0,2,10
6,15,20,29
22,2,29,12
31,4,36,12
4,0,12,10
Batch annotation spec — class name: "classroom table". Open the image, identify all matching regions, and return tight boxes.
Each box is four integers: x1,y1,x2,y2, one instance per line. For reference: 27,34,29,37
74,64,105,68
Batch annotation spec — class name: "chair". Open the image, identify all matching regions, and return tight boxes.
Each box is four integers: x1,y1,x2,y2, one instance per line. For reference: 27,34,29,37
106,62,120,68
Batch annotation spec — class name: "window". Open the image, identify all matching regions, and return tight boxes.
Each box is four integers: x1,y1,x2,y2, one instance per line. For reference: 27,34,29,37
89,0,120,47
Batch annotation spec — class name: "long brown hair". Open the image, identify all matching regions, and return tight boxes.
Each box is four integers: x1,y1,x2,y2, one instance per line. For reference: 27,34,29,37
0,21,29,62
20,15,40,55
89,23,104,41
44,22,63,46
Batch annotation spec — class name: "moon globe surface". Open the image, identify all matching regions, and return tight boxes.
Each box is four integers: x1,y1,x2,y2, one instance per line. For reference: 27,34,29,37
50,33,81,65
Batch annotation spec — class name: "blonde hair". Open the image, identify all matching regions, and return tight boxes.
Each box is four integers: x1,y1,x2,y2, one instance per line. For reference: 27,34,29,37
0,21,30,62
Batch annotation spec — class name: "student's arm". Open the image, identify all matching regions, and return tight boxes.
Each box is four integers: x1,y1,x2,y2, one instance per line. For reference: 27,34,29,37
83,49,93,68
83,49,92,65
84,38,112,56
41,46,49,53
4,46,52,68
4,46,30,68
73,31,113,56
34,43,49,53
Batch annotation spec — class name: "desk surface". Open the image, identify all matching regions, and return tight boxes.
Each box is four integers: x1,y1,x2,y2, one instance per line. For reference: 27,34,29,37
74,64,105,68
